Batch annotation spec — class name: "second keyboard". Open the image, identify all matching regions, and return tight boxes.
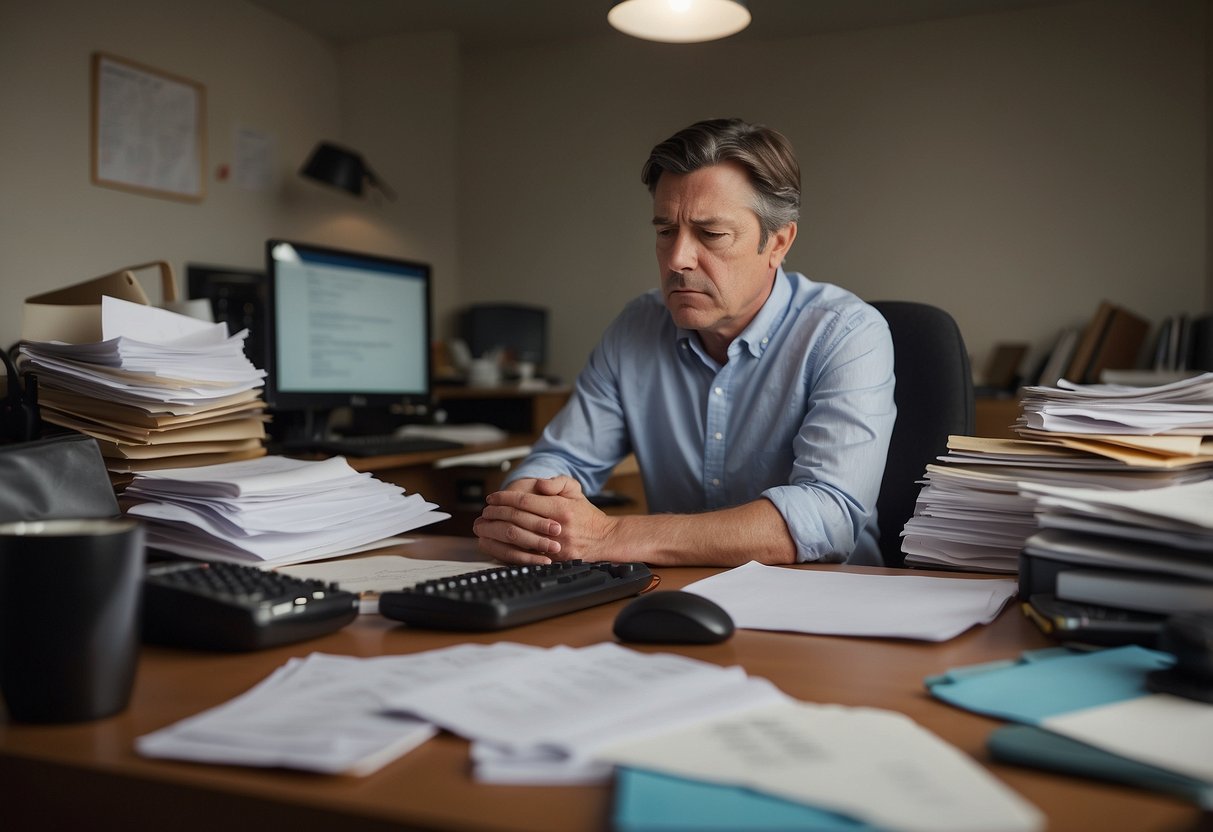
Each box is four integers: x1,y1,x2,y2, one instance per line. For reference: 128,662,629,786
378,560,653,630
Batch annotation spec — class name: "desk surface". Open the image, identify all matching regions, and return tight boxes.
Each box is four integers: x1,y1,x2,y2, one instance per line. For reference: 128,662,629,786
0,537,1200,832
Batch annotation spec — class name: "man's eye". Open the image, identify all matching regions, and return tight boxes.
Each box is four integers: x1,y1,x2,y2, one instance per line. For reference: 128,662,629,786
701,230,727,241
656,228,676,238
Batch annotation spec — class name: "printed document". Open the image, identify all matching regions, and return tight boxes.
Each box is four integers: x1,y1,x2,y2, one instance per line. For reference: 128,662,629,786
683,561,1017,641
595,700,1044,832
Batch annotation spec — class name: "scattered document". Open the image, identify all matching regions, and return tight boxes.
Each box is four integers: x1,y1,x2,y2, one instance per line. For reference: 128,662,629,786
385,641,790,784
136,639,1048,831
124,455,449,566
395,422,508,445
277,553,498,613
433,445,532,470
596,701,1044,832
137,643,536,775
682,561,1017,641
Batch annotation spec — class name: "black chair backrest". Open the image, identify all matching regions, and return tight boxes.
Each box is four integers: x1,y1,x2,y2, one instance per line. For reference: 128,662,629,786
870,301,975,567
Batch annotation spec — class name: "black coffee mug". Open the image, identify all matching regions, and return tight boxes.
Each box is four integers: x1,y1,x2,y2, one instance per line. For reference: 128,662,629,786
0,518,144,723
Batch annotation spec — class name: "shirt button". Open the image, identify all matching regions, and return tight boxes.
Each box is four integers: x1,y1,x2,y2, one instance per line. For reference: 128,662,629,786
714,387,723,396
714,432,723,440
711,478,721,486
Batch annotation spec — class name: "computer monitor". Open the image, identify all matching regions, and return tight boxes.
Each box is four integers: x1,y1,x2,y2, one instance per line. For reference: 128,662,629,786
185,263,267,371
264,240,432,441
461,303,547,371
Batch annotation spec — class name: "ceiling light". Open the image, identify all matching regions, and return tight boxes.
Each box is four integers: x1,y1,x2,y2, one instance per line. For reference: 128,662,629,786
608,0,751,44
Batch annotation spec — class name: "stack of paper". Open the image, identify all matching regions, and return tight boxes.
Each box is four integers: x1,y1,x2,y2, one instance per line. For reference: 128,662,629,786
901,374,1213,573
1018,372,1213,435
123,455,449,566
19,297,268,473
1019,479,1213,613
900,437,1213,572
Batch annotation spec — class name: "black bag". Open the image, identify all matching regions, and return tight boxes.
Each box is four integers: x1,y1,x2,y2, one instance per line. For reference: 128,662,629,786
0,434,119,523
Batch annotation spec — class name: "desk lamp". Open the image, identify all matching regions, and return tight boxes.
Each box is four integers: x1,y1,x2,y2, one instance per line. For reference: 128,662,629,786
608,0,750,43
300,142,396,201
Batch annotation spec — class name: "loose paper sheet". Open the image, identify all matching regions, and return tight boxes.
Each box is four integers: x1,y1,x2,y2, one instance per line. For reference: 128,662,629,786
683,561,1017,641
595,701,1043,832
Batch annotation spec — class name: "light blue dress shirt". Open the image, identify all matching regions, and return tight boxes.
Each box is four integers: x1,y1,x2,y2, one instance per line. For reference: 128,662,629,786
506,269,897,565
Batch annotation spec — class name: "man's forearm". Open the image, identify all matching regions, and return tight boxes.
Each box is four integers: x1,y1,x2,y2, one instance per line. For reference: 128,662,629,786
605,499,796,567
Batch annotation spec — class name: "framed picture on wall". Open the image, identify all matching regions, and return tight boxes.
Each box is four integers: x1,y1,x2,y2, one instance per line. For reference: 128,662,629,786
90,52,206,202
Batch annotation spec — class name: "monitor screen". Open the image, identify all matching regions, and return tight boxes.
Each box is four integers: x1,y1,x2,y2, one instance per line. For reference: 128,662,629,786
264,240,432,423
461,303,547,370
186,263,267,371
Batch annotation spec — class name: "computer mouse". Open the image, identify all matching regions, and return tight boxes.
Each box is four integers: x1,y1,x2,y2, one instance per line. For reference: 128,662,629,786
613,590,735,645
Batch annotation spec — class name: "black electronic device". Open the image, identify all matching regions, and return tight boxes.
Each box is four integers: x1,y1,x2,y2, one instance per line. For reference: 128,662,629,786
461,303,547,371
264,240,433,446
185,263,267,371
1022,594,1165,647
142,560,359,651
613,590,735,645
0,347,40,443
1147,611,1213,704
378,560,653,631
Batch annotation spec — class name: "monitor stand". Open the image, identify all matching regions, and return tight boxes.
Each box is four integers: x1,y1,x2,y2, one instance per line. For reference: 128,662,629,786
269,408,332,451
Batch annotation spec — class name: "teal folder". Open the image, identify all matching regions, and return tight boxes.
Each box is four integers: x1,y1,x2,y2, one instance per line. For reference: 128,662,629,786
926,645,1213,805
987,725,1213,807
925,644,1173,722
613,768,875,831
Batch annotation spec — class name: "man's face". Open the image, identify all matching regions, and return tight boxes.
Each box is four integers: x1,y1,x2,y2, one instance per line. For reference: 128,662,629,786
653,161,795,352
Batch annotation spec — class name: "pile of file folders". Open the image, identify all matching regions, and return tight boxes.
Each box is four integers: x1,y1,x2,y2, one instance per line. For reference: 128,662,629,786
902,372,1213,581
19,298,268,475
1018,478,1213,647
1014,373,1213,646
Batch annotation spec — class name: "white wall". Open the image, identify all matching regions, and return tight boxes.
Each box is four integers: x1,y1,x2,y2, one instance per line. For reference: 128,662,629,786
457,0,1208,384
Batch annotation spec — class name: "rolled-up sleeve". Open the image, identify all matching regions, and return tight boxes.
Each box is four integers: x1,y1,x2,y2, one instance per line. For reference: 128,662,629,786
762,307,896,564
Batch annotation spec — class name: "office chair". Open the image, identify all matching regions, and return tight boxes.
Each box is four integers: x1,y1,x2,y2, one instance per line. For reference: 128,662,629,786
869,301,975,567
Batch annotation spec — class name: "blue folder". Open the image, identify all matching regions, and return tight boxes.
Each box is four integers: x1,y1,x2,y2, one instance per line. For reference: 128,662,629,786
926,645,1213,806
613,767,875,831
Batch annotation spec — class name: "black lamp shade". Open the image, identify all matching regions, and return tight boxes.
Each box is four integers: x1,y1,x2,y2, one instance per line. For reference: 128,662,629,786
300,142,394,200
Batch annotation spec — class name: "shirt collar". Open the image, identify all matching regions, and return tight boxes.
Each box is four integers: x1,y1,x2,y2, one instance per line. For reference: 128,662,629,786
673,266,793,361
734,266,792,358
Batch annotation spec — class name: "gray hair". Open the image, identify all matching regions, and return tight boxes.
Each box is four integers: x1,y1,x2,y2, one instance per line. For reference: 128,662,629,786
641,118,801,251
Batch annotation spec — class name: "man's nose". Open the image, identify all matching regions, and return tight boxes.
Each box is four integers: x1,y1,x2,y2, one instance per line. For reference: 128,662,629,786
666,229,698,272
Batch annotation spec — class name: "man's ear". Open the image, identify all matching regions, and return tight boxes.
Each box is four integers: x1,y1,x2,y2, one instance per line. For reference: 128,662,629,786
766,222,797,268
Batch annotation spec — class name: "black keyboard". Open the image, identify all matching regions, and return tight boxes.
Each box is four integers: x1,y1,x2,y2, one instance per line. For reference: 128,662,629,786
142,560,360,651
378,560,654,631
285,435,465,458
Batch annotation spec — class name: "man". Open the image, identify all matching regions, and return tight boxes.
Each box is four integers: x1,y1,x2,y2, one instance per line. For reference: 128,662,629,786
473,118,896,567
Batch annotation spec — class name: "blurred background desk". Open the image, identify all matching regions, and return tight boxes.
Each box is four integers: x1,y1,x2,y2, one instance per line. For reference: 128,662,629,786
350,385,646,535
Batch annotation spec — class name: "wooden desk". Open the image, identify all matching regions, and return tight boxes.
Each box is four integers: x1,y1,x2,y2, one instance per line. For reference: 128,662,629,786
0,537,1198,832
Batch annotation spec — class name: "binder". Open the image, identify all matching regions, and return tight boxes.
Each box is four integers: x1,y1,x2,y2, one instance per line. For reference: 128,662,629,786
1019,550,1213,615
1064,301,1150,383
1085,305,1150,383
